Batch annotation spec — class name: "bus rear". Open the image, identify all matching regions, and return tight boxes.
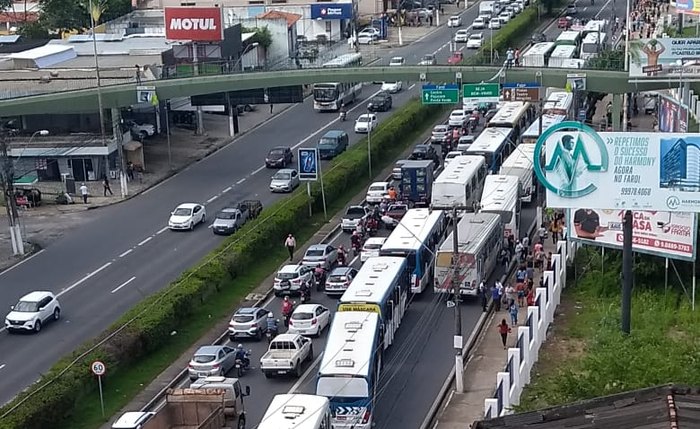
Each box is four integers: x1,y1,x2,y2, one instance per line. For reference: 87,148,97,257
480,175,521,239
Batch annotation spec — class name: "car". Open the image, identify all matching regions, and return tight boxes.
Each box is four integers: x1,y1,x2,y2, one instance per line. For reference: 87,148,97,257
498,11,511,23
366,181,390,203
566,3,577,14
505,5,517,16
558,16,572,29
382,203,408,229
449,109,469,127
287,304,331,337
511,2,523,12
168,203,206,231
212,207,245,235
367,92,392,112
301,244,338,270
381,81,403,93
112,412,156,429
488,18,502,29
127,120,156,140
419,54,437,65
265,146,293,168
188,345,237,381
454,29,470,43
444,150,464,167
5,291,61,333
273,264,314,296
260,334,313,378
447,51,464,65
472,17,487,29
466,33,484,49
409,144,440,169
531,32,547,43
318,130,349,159
325,266,359,294
457,135,475,151
360,237,387,263
269,168,300,193
431,124,451,143
228,307,269,340
341,205,370,232
354,113,378,133
357,27,380,44
389,56,405,66
447,15,462,27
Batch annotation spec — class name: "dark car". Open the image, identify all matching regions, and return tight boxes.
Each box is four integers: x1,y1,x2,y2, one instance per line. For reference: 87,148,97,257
367,92,393,112
409,144,440,169
531,32,547,44
265,146,293,168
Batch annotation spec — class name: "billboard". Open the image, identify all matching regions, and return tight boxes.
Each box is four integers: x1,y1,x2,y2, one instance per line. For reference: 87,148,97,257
298,148,319,181
533,121,700,212
164,7,223,42
629,38,700,79
567,209,697,260
675,0,700,14
310,3,353,19
658,96,689,132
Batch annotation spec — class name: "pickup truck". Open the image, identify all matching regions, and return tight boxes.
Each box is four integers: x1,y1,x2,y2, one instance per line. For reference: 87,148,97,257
341,205,370,233
212,200,263,235
260,334,314,378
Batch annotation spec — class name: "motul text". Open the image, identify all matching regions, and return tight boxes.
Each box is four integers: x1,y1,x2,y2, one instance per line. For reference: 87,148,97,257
164,7,223,42
169,18,217,31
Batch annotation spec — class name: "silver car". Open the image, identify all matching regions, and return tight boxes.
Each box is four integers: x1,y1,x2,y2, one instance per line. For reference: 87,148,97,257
325,267,358,295
188,345,237,381
301,244,338,270
269,168,300,193
228,307,269,340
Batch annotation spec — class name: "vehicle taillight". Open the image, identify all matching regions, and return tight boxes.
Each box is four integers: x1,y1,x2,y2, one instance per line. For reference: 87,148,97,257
289,319,294,326
292,278,301,284
361,410,371,424
212,364,220,369
311,318,317,325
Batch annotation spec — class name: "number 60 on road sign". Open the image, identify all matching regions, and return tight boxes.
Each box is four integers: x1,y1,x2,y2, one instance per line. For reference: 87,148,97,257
91,360,106,376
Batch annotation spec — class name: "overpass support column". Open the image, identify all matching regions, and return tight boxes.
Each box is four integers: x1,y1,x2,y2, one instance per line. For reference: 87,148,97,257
612,93,622,131
226,92,239,137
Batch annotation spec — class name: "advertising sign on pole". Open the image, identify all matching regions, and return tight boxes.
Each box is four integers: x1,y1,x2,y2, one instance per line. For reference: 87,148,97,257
629,38,700,79
164,7,223,42
310,3,353,19
534,121,700,212
567,209,697,261
658,96,689,132
676,0,700,14
298,148,319,181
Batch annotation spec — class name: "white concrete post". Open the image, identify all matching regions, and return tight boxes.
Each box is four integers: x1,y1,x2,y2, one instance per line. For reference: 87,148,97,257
552,253,562,287
507,348,521,405
485,398,499,418
527,306,541,362
398,26,403,46
535,287,548,342
497,372,511,414
544,271,555,323
517,326,531,382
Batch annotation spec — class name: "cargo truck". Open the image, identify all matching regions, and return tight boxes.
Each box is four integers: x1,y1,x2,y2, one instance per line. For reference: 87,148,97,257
400,160,435,207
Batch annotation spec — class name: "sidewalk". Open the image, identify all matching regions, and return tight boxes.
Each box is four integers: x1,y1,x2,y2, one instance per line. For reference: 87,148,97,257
432,237,559,429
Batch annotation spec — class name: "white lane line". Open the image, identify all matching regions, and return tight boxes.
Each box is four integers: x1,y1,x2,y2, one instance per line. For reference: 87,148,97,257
156,226,169,235
223,186,232,193
409,83,416,90
595,0,613,18
119,249,133,258
251,166,266,175
208,223,214,229
0,249,46,278
289,352,324,394
236,178,246,185
206,195,219,204
111,276,136,294
349,255,359,266
138,237,153,246
57,262,112,298
0,364,5,371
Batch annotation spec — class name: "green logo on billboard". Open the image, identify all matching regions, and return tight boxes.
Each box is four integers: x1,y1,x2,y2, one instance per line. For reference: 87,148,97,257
533,121,609,198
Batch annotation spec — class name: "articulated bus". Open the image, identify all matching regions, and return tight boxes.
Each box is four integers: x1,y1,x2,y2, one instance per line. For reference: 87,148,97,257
317,311,382,429
465,127,515,173
313,53,363,112
499,144,536,203
258,394,332,429
479,175,521,239
487,101,534,137
338,256,409,349
379,208,448,294
542,91,574,117
520,114,566,144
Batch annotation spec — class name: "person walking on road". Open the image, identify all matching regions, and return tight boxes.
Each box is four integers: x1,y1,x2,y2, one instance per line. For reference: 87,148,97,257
509,301,519,327
103,176,113,196
491,283,501,311
498,319,511,349
285,234,296,261
79,183,89,204
479,280,488,312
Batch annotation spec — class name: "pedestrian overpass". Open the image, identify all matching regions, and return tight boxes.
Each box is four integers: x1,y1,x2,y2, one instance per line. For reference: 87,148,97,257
0,65,691,116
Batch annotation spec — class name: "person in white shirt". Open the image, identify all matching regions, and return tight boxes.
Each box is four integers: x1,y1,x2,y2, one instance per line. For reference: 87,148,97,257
79,183,89,204
284,234,296,261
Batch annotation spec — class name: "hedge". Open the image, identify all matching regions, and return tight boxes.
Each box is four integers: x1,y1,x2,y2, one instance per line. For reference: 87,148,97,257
466,6,539,66
0,98,446,429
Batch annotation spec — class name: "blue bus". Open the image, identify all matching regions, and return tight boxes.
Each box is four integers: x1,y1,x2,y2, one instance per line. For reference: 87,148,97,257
465,127,516,174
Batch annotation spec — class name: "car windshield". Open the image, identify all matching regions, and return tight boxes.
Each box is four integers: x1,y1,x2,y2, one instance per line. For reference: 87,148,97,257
269,149,284,156
363,243,383,250
452,111,465,116
273,172,291,180
173,207,192,216
318,138,337,147
277,271,298,280
422,55,433,61
292,312,314,320
388,207,407,214
233,314,254,323
433,126,448,133
328,274,348,282
13,300,39,312
193,354,217,364
306,249,325,257
447,153,460,159
347,207,365,215
217,211,236,220
369,185,385,191
469,35,481,40
390,58,402,63
313,87,337,102
384,81,397,85
371,96,386,103
358,116,371,123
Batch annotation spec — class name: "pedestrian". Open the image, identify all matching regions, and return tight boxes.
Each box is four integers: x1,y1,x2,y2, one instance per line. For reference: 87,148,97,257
270,103,274,114
498,319,511,349
527,286,535,307
505,283,517,305
79,182,89,204
479,280,488,311
538,223,547,243
127,161,135,181
135,64,141,84
284,234,296,261
516,281,526,307
491,284,501,311
514,240,523,262
103,176,113,196
508,301,519,326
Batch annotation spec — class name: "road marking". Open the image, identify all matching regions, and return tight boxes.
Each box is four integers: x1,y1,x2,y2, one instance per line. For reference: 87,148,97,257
409,83,416,90
0,249,46,278
156,226,169,235
223,186,232,193
119,249,133,258
208,223,214,229
349,255,359,266
236,178,246,185
595,0,613,19
0,364,5,371
251,166,265,175
206,195,218,204
111,276,136,294
288,352,324,394
57,262,112,298
138,237,153,246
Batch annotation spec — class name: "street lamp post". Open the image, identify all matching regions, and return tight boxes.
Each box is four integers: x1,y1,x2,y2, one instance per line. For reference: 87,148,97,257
87,0,109,182
367,109,373,179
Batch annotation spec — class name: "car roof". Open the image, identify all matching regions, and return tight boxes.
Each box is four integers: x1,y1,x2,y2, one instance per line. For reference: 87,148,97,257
19,291,53,302
279,264,302,273
330,266,354,275
236,307,261,314
307,244,327,251
370,181,389,187
457,29,469,33
112,412,154,428
176,203,198,209
364,237,388,245
294,303,321,313
196,345,225,355
323,130,345,137
452,109,465,114
269,146,288,151
219,207,239,213
277,168,296,173
391,56,404,61
434,124,448,129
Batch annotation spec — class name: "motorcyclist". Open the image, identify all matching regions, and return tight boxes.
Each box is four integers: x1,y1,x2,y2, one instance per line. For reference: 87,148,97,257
314,263,326,284
281,296,294,327
351,230,362,254
337,245,347,266
300,279,311,302
266,312,279,336
339,103,347,121
235,344,250,368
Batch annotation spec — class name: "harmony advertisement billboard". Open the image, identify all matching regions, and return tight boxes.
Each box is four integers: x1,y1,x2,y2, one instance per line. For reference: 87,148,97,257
567,208,697,260
164,7,223,42
533,122,700,212
629,38,700,79
658,96,689,132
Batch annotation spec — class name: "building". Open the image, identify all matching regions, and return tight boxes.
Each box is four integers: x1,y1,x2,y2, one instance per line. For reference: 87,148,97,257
0,0,39,34
660,138,700,191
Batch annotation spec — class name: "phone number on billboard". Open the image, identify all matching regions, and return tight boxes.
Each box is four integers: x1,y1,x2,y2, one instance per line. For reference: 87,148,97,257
630,236,692,253
620,187,652,196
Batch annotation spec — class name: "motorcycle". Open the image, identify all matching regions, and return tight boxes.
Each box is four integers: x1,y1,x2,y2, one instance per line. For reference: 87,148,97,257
282,302,295,327
314,269,326,291
337,251,347,267
300,283,312,303
339,110,347,121
234,350,251,377
366,217,379,237
351,236,363,257
266,323,279,343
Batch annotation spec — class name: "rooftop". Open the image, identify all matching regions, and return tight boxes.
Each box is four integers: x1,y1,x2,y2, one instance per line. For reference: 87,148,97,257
257,10,301,29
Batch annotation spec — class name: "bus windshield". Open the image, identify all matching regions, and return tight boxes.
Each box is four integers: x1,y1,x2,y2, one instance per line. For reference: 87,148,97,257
314,87,337,101
317,377,369,398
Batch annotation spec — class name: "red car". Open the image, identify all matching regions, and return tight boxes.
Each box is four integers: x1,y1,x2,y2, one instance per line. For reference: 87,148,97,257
447,51,464,65
558,16,572,29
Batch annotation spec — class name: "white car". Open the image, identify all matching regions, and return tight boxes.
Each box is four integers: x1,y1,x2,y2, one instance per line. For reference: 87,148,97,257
355,113,378,133
511,3,523,12
444,151,464,167
472,17,487,29
357,27,380,44
366,181,390,203
5,291,61,333
457,135,475,152
454,29,470,43
273,264,314,296
389,56,405,66
381,81,403,93
287,304,331,337
466,33,484,49
498,11,511,23
361,237,387,262
447,15,462,27
488,18,502,29
168,203,206,231
449,109,468,127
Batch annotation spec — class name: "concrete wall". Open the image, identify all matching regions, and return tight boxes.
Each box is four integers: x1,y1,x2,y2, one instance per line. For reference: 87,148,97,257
224,6,345,42
227,17,291,61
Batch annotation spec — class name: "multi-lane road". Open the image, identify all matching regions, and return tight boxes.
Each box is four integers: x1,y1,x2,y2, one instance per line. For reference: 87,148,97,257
0,0,615,411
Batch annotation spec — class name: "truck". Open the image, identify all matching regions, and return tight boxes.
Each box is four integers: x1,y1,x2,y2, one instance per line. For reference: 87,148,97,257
479,1,495,16
260,333,314,378
341,205,370,233
400,160,435,207
211,200,262,235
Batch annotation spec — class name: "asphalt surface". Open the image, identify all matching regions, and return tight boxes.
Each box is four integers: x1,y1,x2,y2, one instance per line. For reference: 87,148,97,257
0,0,616,413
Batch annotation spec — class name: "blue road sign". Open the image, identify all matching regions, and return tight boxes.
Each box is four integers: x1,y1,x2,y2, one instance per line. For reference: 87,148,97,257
422,84,459,90
298,148,319,181
502,82,541,88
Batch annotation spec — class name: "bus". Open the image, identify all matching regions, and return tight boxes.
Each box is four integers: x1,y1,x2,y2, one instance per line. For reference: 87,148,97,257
316,311,382,429
431,155,487,211
499,144,536,203
479,175,521,239
258,394,332,429
487,101,534,136
465,127,515,173
520,114,566,144
555,30,582,47
520,42,555,68
433,213,503,296
313,53,363,112
580,32,607,61
379,208,448,294
338,256,409,349
542,91,574,117
548,45,578,68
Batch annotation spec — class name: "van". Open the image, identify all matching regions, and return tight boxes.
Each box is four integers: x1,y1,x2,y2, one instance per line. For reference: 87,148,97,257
317,130,349,159
189,376,250,411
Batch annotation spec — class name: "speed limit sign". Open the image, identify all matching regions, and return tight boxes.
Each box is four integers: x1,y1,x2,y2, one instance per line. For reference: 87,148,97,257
91,361,106,376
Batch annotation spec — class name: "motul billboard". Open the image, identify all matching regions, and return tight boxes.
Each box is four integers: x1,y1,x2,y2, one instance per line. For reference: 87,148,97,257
164,7,223,42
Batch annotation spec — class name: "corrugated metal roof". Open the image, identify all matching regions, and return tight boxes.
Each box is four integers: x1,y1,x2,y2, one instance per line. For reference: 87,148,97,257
0,35,20,44
8,44,73,60
47,35,172,56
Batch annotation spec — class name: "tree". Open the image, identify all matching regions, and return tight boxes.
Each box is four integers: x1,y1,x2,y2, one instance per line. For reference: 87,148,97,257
241,25,272,49
587,48,625,71
37,0,131,34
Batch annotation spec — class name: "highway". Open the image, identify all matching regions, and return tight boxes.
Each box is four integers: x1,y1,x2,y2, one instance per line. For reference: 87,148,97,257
0,0,615,412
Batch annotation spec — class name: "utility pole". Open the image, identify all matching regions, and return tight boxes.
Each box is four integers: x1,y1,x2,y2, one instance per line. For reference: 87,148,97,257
0,134,24,255
451,205,464,393
621,209,633,334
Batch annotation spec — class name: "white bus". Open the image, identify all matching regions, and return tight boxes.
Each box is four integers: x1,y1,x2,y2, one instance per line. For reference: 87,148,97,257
521,114,566,144
520,42,555,68
431,155,487,211
259,394,332,429
555,30,582,47
465,127,515,174
580,32,607,61
547,45,578,68
487,101,533,134
379,208,448,294
480,175,521,239
317,311,382,429
542,91,574,117
433,212,503,296
583,19,608,36
499,144,536,203
338,256,409,349
313,53,363,112
558,58,586,69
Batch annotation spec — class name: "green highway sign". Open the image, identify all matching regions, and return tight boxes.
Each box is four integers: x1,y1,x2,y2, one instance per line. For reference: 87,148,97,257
421,84,460,104
462,83,500,103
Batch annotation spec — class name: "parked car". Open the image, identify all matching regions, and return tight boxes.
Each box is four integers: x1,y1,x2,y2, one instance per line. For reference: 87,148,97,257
447,51,464,65
488,18,502,29
301,244,338,270
228,307,269,340
367,92,392,112
188,345,237,381
389,56,406,66
472,17,487,29
357,27,380,44
265,146,293,168
287,304,331,337
449,109,469,127
341,205,370,232
260,334,314,378
5,291,60,333
419,54,437,65
269,168,300,193
366,181,390,203
466,33,484,49
361,237,387,262
324,266,358,295
454,29,470,43
127,120,155,140
354,113,378,133
381,81,403,93
447,15,462,27
273,264,314,296
168,203,206,231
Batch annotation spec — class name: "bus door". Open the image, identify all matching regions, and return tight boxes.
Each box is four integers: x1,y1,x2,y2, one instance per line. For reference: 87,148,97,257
477,257,484,284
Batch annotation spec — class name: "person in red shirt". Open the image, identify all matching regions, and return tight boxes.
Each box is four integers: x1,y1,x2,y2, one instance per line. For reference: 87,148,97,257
498,319,511,349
